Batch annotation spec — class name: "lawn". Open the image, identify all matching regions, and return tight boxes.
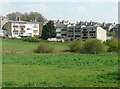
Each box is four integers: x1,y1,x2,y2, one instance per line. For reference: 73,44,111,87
2,39,69,53
1,39,119,87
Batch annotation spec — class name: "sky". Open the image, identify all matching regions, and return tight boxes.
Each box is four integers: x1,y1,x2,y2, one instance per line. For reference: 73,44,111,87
0,1,118,23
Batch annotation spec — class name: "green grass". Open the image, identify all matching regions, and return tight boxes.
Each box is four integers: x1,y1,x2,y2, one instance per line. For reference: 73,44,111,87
1,39,119,87
2,53,118,87
2,39,69,53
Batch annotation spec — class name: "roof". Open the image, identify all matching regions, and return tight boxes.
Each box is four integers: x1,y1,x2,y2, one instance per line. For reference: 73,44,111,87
9,21,40,24
82,26,98,28
55,23,67,28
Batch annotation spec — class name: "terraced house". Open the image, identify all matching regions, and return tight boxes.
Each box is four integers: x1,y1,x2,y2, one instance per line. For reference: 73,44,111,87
3,21,40,37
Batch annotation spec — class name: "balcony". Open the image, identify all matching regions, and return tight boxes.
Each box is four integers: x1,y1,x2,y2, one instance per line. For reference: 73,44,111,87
89,31,96,33
62,31,67,34
75,30,80,32
62,34,67,36
68,30,74,32
75,35,80,37
20,26,25,28
82,31,88,33
62,29,67,31
20,30,25,33
13,30,18,32
68,35,74,37
13,25,18,28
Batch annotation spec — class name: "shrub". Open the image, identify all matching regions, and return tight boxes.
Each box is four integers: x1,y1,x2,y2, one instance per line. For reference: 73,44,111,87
83,39,107,54
34,42,54,53
22,37,40,42
106,38,118,52
69,39,83,53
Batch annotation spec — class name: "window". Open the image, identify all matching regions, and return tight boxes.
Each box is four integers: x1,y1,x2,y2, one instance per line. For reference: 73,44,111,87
33,30,38,33
14,28,18,30
29,33,32,36
27,28,32,30
21,28,24,30
20,33,23,34
83,29,87,31
74,33,80,35
57,33,61,37
91,29,94,31
33,24,38,28
90,34,93,36
83,33,87,36
90,34,96,37
93,34,96,36
13,32,18,35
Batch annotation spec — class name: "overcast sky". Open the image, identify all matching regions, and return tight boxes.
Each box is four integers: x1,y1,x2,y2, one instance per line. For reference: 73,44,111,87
0,2,118,23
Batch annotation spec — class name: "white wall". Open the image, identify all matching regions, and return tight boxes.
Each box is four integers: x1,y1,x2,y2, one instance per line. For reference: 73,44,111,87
11,23,39,37
97,27,106,42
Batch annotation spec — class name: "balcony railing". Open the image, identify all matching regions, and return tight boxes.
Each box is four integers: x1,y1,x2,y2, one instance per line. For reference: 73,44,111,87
82,31,88,33
89,31,96,33
20,30,25,33
75,35,80,37
13,30,18,32
68,30,74,32
62,34,67,36
75,30,80,32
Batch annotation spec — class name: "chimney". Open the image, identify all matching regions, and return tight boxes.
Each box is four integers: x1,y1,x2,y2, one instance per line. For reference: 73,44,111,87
85,21,87,26
16,16,20,21
34,17,37,21
103,22,105,27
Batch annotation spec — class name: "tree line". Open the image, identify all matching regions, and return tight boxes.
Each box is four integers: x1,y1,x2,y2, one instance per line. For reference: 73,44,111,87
5,12,46,22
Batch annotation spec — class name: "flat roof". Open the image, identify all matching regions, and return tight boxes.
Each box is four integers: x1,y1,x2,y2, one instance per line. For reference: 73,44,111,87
9,21,41,24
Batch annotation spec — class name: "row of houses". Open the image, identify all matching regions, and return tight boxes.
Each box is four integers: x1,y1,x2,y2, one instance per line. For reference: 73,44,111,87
0,17,118,42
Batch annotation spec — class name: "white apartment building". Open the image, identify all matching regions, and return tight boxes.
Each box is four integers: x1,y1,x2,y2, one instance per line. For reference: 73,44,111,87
3,21,39,37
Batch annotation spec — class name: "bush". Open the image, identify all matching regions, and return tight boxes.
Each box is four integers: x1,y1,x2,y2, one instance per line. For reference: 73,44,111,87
69,39,83,53
34,42,54,53
107,32,115,36
22,37,40,42
83,39,107,54
106,38,118,52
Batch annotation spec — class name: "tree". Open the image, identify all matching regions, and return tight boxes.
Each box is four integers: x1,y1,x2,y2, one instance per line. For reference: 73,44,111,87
34,42,54,53
83,39,107,54
6,12,22,20
21,12,46,22
106,38,118,52
42,20,56,40
69,39,83,53
20,13,31,21
6,12,46,22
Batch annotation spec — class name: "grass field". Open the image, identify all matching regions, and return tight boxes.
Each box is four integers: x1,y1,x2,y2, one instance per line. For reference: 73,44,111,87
2,39,69,53
1,39,119,87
